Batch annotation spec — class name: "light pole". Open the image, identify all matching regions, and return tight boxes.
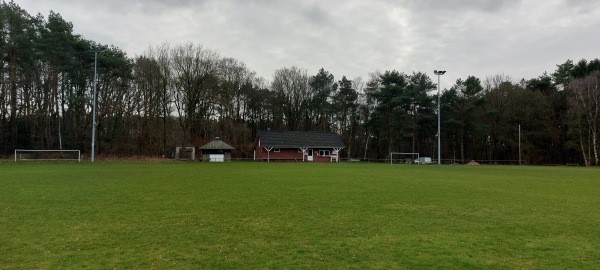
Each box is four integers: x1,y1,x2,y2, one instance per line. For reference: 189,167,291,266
91,51,98,162
434,70,446,165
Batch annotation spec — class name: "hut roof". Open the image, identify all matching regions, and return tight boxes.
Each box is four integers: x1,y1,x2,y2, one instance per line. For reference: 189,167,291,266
199,137,235,150
255,130,345,148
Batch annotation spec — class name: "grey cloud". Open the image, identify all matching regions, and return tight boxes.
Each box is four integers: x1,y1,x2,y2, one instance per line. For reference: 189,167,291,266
72,0,204,15
16,0,600,86
402,0,521,13
301,4,332,27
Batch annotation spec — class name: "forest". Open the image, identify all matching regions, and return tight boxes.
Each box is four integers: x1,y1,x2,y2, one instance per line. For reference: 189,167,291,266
1,2,600,165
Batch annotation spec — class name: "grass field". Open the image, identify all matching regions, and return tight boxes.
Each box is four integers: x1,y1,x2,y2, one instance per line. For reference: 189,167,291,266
1,161,599,269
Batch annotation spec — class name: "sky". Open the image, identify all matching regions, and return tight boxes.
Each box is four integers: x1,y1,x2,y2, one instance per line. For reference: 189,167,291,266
17,0,600,88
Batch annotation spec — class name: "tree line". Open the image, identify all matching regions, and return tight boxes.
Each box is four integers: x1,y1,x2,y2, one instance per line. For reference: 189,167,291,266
2,2,600,165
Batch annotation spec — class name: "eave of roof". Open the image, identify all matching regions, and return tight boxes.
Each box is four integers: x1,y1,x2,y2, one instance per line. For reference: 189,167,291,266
256,130,345,148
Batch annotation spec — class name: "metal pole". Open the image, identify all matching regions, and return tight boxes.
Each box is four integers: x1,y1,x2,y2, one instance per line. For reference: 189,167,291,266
437,74,441,165
91,51,97,162
434,70,445,164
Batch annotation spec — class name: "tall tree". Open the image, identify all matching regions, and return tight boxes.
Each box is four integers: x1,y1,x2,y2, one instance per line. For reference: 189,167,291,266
155,44,173,155
307,68,337,131
171,43,219,152
445,76,485,163
134,43,174,156
482,75,516,162
566,71,600,166
39,11,89,151
332,76,358,158
271,66,310,131
360,73,380,159
214,57,253,143
2,1,39,151
369,70,409,157
527,73,567,164
405,72,436,154
481,75,555,164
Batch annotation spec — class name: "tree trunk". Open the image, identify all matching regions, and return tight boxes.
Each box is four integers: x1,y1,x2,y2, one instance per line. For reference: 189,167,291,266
9,52,17,149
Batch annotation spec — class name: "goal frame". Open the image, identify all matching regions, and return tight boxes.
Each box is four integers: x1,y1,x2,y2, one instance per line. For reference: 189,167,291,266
390,152,419,165
14,149,81,162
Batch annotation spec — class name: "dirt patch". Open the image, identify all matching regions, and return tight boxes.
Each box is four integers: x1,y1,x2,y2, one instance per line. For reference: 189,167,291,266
466,160,481,166
89,155,174,162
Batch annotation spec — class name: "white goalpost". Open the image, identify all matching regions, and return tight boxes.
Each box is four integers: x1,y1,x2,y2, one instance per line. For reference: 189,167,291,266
14,149,81,162
390,152,419,165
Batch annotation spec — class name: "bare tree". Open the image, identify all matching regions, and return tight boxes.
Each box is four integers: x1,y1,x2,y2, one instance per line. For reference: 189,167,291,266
567,71,600,166
361,72,381,159
271,66,310,130
155,44,174,155
171,43,219,151
215,57,254,142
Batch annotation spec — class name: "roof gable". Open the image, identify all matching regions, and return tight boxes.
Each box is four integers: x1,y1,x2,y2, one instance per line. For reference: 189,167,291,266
199,138,235,150
256,130,345,148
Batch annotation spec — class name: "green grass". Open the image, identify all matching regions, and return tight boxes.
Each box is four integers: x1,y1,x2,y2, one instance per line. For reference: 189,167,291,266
1,162,599,269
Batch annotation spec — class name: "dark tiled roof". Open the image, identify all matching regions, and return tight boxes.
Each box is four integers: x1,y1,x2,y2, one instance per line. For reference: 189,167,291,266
256,130,345,148
199,138,235,150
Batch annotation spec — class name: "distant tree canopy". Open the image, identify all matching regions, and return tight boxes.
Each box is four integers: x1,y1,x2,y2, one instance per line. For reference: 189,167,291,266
1,1,599,165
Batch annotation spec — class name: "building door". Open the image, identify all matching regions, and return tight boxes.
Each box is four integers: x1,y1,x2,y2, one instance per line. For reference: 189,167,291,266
307,149,313,161
209,154,225,162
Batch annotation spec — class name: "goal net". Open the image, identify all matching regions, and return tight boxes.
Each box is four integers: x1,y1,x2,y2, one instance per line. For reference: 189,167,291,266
14,149,81,162
390,152,419,165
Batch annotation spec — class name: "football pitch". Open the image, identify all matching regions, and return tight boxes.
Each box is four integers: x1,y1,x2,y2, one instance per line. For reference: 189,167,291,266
1,161,599,269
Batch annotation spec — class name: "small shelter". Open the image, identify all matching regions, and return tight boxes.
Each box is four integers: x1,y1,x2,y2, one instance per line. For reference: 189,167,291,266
254,130,345,162
175,146,196,160
199,137,235,162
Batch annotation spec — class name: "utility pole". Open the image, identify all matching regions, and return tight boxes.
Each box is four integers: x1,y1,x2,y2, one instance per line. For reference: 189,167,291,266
434,70,446,165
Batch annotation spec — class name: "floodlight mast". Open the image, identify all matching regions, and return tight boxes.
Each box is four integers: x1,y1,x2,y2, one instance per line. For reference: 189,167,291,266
434,70,446,165
91,51,97,162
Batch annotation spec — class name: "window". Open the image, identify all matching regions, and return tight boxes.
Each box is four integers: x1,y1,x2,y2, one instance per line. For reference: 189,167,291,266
274,148,280,153
319,150,330,157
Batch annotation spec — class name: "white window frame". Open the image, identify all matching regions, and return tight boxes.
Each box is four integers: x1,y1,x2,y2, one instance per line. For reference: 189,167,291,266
274,148,280,153
319,150,330,157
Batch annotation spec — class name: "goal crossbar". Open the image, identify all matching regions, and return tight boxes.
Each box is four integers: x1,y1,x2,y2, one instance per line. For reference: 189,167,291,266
15,149,81,162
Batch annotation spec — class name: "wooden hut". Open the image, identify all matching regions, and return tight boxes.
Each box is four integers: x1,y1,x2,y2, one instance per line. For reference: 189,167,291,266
199,137,235,162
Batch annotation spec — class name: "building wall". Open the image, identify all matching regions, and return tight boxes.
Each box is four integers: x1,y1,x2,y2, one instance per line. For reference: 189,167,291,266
254,147,337,162
201,152,232,162
255,147,303,161
313,151,333,162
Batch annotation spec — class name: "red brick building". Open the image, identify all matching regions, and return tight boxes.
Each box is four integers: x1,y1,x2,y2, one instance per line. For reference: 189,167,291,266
254,130,345,162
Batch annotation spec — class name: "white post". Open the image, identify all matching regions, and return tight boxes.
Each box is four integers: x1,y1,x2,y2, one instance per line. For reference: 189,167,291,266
300,147,308,162
332,148,341,162
265,147,273,162
91,51,97,162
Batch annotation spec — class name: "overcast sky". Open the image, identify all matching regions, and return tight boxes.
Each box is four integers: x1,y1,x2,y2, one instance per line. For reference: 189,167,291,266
18,0,600,87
